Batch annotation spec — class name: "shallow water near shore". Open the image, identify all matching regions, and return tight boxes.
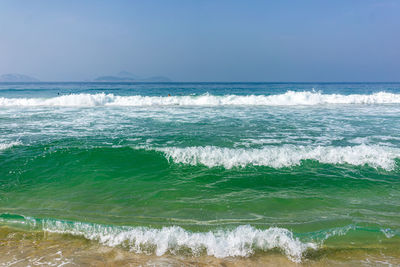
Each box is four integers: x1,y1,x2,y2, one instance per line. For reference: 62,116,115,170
1,226,400,266
1,82,400,265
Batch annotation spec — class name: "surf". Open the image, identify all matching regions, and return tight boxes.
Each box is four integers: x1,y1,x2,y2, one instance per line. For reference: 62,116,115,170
2,91,400,107
149,144,400,170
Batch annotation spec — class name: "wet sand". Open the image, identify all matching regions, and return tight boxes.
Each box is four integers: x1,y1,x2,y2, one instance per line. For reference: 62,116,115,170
1,227,399,266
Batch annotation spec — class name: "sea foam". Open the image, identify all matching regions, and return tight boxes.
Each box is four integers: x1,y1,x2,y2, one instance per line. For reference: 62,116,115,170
1,91,400,107
1,214,397,263
24,218,315,262
0,141,21,151
156,144,400,170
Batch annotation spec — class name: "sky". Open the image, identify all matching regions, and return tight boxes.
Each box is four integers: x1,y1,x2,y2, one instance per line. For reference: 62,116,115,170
0,0,399,82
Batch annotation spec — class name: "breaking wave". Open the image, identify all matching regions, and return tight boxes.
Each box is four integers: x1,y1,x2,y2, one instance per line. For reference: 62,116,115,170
0,214,315,263
0,141,21,151
1,91,400,107
156,144,400,170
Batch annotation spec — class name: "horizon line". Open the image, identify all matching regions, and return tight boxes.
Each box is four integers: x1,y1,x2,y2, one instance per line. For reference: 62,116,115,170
1,81,400,84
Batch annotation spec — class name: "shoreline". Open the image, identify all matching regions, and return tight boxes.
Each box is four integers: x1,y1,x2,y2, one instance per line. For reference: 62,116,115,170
1,227,400,266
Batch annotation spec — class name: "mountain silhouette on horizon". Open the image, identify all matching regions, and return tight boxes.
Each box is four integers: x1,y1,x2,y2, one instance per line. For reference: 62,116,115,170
0,73,40,82
94,71,171,82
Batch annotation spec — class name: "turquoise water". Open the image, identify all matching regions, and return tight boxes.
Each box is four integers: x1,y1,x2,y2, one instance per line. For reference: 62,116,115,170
1,82,400,263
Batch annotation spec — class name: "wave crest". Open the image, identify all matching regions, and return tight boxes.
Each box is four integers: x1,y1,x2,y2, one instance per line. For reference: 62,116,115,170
1,91,400,107
0,141,21,151
45,223,315,262
156,145,400,170
0,214,315,263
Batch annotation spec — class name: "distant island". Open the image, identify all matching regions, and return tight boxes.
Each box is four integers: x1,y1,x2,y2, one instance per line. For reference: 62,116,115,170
0,73,40,82
0,72,171,82
94,71,171,82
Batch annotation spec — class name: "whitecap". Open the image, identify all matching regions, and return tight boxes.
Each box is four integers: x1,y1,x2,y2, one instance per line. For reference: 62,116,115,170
1,91,400,107
154,144,400,170
41,221,315,262
0,141,21,151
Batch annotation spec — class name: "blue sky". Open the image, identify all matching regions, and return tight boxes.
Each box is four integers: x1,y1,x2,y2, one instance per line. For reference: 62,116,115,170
0,0,399,81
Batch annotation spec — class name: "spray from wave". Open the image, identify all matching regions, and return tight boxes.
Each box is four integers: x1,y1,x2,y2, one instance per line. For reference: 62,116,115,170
154,144,400,170
1,91,400,107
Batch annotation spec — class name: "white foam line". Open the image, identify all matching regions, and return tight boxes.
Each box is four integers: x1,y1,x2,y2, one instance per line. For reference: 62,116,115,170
1,215,318,262
1,91,400,107
40,221,315,263
0,141,21,151
155,144,400,170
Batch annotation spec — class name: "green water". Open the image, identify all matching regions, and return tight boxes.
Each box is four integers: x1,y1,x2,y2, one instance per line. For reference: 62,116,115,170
1,83,400,262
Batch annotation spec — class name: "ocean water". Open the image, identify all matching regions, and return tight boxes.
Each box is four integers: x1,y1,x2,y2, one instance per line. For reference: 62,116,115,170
1,82,400,265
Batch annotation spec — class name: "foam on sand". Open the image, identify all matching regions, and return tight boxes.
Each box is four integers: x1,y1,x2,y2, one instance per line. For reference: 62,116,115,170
0,215,316,263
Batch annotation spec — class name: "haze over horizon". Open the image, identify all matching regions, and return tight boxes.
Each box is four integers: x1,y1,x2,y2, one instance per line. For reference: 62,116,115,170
1,0,399,82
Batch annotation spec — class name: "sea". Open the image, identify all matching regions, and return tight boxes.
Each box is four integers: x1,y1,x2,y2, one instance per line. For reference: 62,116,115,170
1,82,400,266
